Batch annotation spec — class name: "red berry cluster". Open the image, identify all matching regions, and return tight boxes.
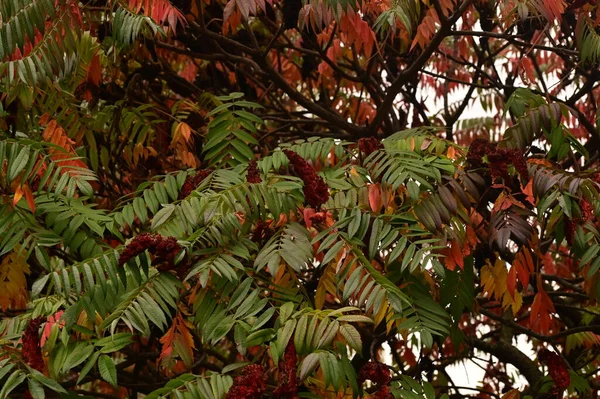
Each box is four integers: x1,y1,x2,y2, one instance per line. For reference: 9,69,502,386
359,361,392,385
466,138,529,180
251,220,274,244
358,137,382,157
226,364,266,399
565,199,595,245
309,212,326,225
579,199,595,221
22,317,45,372
359,361,393,398
118,233,181,270
539,349,571,390
179,169,213,199
371,386,393,399
283,150,329,209
247,160,262,184
274,343,298,398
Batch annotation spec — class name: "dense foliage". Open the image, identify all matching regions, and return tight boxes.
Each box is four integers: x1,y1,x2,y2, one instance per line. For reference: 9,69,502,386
1,0,600,398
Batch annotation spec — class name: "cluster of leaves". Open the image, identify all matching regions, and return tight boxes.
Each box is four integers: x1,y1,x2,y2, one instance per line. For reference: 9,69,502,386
1,0,600,398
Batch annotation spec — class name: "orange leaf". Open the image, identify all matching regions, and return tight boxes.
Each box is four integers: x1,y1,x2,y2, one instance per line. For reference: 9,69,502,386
172,122,193,144
442,240,464,271
13,185,24,206
446,146,457,159
42,120,89,174
159,314,196,375
501,388,520,399
368,183,382,212
522,178,535,205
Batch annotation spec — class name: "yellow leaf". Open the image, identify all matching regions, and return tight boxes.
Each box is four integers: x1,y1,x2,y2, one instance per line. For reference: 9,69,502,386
502,289,523,316
0,246,30,311
480,258,508,301
315,265,335,310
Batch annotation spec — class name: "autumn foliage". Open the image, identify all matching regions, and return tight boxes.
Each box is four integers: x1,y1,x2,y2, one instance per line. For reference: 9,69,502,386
1,0,600,398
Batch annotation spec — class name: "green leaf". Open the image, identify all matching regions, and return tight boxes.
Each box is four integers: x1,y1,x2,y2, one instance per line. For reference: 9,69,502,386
7,146,29,181
77,352,100,384
30,370,67,394
0,370,26,399
98,355,118,387
151,205,175,230
339,324,362,353
28,379,45,399
61,343,94,372
299,353,320,381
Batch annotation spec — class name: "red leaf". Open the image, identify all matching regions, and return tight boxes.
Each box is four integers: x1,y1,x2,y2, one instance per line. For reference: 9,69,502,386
23,184,36,213
87,54,102,87
512,248,533,290
127,0,186,32
339,10,377,56
507,265,517,297
41,311,65,347
159,313,195,374
530,276,555,335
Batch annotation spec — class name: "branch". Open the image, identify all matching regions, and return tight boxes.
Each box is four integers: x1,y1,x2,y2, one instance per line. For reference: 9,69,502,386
464,336,544,389
369,0,475,134
479,307,600,342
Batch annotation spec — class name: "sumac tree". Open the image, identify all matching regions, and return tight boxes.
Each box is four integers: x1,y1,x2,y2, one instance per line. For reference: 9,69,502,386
1,0,600,398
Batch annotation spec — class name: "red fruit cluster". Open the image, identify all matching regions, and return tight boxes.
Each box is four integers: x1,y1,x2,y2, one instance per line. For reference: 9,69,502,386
359,362,393,399
283,150,329,209
274,343,298,398
565,199,595,245
226,364,266,399
153,236,181,270
580,199,594,221
466,138,529,180
309,212,326,225
179,169,213,199
118,233,181,269
247,160,262,184
371,385,393,399
359,361,392,385
539,349,571,390
251,220,274,244
359,137,382,157
22,317,45,372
